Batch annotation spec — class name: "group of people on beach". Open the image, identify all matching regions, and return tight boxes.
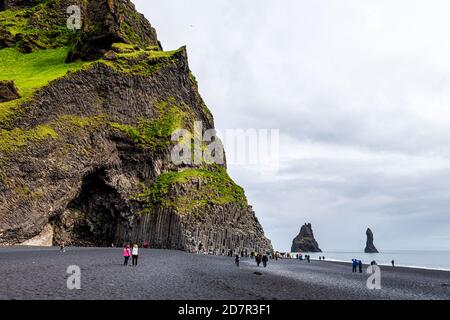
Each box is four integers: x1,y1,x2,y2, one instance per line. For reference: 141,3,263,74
352,259,363,273
255,254,269,267
123,244,139,266
234,252,269,268
352,259,395,272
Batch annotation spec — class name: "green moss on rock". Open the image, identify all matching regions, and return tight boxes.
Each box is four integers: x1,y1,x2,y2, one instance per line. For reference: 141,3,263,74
0,124,58,152
137,165,247,215
110,99,187,152
99,46,182,76
0,1,75,52
0,47,86,100
0,47,87,125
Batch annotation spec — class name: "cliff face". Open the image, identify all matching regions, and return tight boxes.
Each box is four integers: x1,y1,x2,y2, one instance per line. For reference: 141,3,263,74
0,0,272,254
364,228,379,253
291,223,321,253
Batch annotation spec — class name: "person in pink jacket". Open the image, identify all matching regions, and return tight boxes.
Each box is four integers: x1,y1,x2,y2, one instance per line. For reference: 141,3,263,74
123,245,131,266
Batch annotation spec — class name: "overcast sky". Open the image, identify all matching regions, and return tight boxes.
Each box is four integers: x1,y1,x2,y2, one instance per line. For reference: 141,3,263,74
135,0,450,252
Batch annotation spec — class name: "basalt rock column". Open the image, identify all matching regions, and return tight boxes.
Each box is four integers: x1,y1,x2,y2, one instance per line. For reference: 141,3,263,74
291,223,322,253
364,228,379,253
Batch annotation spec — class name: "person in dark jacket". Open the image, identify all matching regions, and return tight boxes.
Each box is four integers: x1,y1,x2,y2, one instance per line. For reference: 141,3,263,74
256,254,262,267
235,254,240,267
352,259,357,272
358,260,363,273
262,255,268,268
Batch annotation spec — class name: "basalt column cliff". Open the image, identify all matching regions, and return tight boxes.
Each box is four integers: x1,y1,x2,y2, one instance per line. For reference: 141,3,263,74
0,0,272,254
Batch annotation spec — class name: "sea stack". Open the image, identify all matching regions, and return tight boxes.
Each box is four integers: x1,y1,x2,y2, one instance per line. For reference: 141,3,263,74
291,223,322,252
364,228,379,253
0,0,272,254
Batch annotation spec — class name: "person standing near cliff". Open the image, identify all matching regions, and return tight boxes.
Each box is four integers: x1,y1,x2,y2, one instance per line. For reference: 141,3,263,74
59,241,65,253
235,254,240,267
358,260,363,273
132,243,139,266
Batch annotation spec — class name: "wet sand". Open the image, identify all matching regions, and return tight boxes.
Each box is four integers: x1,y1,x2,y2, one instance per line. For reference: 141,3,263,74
0,247,449,300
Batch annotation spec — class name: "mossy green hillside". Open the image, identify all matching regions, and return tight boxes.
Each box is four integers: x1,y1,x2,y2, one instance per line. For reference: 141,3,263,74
0,47,87,125
137,166,247,215
0,47,86,99
0,1,75,51
100,45,182,76
0,124,58,152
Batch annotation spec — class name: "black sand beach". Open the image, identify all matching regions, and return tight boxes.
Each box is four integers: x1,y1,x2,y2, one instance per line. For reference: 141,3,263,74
0,247,449,300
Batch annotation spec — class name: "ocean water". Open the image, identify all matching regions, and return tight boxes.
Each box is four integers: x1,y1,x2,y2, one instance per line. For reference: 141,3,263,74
294,250,450,271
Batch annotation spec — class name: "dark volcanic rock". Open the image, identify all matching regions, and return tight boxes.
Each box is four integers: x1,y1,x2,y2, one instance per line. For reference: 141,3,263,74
291,223,322,253
0,0,44,11
0,80,20,102
67,0,161,61
0,0,272,254
0,27,14,48
364,228,379,253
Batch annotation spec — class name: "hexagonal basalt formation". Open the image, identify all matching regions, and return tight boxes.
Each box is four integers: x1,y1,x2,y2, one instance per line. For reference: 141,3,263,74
0,0,272,254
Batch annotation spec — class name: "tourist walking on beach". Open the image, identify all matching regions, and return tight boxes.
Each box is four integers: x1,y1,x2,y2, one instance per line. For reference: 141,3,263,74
123,245,131,266
262,254,268,268
392,260,395,267
256,254,262,267
352,259,357,272
358,260,363,273
235,254,240,267
59,241,65,253
307,255,310,263
132,243,139,266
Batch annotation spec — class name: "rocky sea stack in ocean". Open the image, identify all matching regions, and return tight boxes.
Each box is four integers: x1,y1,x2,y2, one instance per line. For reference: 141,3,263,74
364,228,379,253
291,223,321,252
0,0,272,254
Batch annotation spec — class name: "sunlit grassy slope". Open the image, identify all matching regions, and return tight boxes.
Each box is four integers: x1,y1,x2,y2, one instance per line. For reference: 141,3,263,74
0,47,85,99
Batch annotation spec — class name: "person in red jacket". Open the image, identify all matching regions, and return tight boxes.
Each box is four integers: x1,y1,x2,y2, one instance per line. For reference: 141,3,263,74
123,245,131,266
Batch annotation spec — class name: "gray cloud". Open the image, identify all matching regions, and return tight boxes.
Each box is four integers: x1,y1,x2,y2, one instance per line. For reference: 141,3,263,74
135,0,450,251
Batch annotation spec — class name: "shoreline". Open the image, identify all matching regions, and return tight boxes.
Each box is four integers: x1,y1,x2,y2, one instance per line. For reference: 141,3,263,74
318,259,450,272
3,245,450,273
312,258,450,273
